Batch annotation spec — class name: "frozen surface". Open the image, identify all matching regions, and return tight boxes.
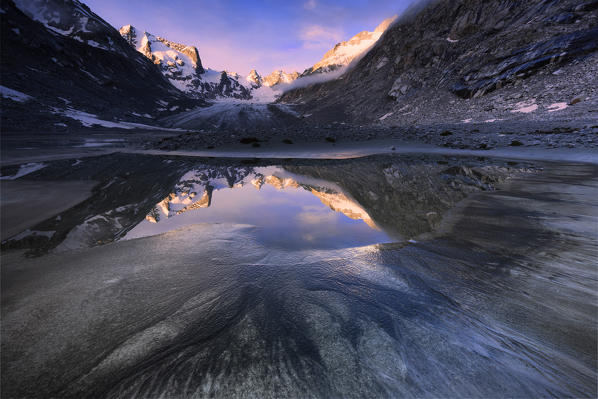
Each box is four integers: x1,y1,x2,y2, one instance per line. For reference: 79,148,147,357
0,85,32,102
1,155,596,398
2,160,598,398
0,162,46,180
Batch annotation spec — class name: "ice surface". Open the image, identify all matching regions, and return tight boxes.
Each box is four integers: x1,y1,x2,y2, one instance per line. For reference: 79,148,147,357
0,162,46,180
0,85,32,102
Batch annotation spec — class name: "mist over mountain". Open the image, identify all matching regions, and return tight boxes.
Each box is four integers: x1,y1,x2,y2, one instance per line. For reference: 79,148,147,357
301,15,397,76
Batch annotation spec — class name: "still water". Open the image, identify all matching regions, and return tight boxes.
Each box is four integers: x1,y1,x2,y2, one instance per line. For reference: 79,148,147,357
126,166,391,250
1,154,596,398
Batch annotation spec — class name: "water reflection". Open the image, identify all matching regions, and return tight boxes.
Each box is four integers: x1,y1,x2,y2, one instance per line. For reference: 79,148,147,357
126,166,390,250
3,154,595,398
1,153,531,254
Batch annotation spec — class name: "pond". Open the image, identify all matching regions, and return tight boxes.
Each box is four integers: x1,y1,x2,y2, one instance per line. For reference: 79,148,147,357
1,153,596,398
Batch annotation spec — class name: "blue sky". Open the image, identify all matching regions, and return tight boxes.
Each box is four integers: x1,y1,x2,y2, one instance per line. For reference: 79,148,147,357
86,0,414,75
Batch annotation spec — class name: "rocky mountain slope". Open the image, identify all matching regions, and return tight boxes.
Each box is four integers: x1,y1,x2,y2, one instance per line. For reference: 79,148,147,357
262,70,300,87
246,69,263,88
281,0,598,126
243,14,395,93
119,25,251,100
301,15,397,76
1,0,200,131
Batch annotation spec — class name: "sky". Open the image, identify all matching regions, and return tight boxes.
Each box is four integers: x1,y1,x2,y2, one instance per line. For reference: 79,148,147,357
85,0,414,76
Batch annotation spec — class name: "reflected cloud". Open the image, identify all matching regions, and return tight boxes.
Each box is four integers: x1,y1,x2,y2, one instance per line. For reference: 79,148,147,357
128,165,387,250
299,25,344,49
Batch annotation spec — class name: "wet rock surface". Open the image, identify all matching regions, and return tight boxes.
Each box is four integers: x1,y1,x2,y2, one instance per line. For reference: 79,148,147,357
1,155,596,398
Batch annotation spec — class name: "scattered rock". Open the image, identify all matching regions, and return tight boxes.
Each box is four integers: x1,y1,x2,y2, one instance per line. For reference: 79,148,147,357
240,137,260,144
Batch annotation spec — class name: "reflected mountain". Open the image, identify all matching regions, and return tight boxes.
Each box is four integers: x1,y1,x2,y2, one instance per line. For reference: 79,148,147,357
142,165,378,228
1,153,535,254
2,154,596,398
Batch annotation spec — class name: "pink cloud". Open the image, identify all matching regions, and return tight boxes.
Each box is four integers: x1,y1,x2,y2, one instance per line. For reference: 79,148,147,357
299,25,343,49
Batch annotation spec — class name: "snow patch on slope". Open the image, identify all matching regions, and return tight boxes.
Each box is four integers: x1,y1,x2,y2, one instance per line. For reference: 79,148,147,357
1,85,32,102
60,108,184,130
0,163,47,180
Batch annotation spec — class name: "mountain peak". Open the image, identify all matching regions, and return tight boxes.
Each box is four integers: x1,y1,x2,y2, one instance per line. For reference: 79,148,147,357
374,15,397,33
306,14,397,75
263,70,299,87
246,69,263,88
119,25,254,100
119,25,204,73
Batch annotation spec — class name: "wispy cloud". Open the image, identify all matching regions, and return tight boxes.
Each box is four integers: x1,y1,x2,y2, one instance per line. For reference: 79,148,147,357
303,0,317,10
85,0,413,75
299,25,343,49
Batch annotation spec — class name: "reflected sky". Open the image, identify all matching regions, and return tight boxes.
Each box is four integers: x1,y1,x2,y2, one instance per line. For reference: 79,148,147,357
126,183,391,250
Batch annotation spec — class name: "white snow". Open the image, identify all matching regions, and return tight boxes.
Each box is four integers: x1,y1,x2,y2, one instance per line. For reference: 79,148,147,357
547,102,568,112
0,163,46,180
248,86,279,103
1,85,32,102
462,118,472,123
45,25,74,36
77,139,122,148
62,108,184,131
80,69,100,83
379,112,393,121
201,69,223,84
511,101,538,114
312,29,385,72
86,40,107,50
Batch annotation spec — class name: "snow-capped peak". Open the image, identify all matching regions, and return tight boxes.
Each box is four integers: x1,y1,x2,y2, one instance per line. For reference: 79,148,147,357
119,25,251,100
263,70,300,87
246,69,263,88
306,15,397,75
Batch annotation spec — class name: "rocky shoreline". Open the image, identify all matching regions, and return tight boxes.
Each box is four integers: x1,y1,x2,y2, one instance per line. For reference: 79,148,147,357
148,118,598,152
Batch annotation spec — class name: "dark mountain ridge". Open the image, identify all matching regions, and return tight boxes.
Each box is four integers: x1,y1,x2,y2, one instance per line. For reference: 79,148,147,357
1,0,202,131
280,0,598,126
